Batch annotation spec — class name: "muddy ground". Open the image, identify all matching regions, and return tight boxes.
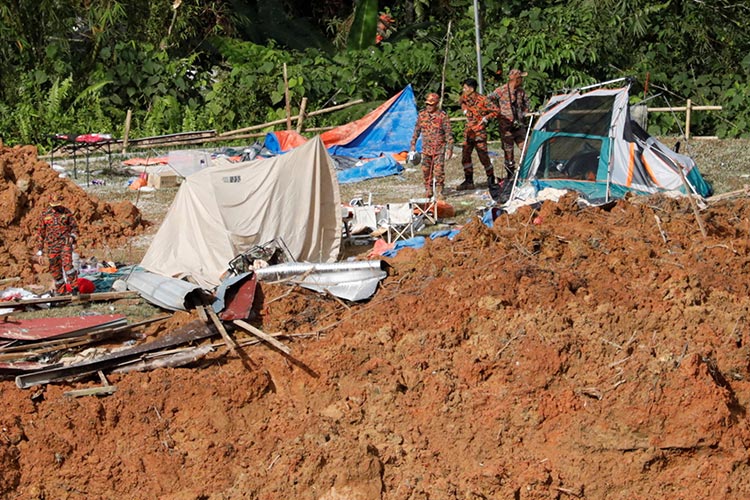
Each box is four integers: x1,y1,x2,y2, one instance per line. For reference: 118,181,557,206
2,144,750,499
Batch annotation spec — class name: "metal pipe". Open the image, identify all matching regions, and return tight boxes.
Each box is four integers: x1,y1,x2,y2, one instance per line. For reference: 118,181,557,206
473,0,484,94
254,261,385,282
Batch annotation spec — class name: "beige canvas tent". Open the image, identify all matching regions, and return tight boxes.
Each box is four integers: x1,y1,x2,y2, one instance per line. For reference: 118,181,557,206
140,136,341,288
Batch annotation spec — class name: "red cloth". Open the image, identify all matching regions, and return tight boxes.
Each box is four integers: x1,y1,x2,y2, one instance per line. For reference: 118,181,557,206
65,278,95,294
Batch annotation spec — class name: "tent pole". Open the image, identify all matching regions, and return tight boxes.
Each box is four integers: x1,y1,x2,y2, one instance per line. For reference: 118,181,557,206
507,115,536,204
578,77,630,92
605,84,633,203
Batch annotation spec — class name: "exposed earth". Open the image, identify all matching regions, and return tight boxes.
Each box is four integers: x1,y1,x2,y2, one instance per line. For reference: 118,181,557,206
0,145,145,287
3,144,750,498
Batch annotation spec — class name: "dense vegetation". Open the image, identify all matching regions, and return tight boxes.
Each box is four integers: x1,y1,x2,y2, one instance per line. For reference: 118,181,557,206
1,0,749,151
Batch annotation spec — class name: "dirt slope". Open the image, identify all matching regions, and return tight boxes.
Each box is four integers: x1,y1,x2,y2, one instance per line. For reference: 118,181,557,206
0,146,145,284
3,189,750,499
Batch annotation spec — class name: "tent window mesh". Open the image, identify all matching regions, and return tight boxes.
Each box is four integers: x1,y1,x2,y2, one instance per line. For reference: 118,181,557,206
537,137,602,181
542,95,614,136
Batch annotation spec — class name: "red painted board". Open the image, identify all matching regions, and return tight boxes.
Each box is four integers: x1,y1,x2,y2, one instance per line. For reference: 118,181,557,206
0,314,126,341
219,275,257,321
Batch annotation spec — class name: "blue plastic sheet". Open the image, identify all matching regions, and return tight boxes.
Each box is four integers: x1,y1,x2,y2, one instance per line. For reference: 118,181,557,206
382,236,426,258
337,155,405,184
429,229,461,240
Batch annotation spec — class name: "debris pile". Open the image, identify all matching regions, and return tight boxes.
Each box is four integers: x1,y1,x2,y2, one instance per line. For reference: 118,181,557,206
0,145,146,282
2,191,750,498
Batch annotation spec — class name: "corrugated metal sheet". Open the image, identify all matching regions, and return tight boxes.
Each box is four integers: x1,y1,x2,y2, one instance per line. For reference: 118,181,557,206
254,261,387,301
126,271,207,311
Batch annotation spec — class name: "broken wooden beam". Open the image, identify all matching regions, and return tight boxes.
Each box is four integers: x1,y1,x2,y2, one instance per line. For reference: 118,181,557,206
203,305,239,352
64,385,118,398
3,291,138,309
233,320,291,355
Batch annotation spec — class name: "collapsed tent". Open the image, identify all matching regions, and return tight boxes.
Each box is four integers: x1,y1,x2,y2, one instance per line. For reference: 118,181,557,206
263,86,422,183
322,84,420,159
140,136,341,289
517,84,712,202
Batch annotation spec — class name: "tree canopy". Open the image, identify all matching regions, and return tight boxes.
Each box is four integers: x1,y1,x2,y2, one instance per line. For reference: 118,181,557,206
1,0,748,150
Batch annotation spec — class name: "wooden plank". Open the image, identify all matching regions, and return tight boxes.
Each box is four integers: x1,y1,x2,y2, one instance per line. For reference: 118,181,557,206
201,305,239,353
233,320,291,355
195,304,208,322
64,385,117,398
3,291,137,309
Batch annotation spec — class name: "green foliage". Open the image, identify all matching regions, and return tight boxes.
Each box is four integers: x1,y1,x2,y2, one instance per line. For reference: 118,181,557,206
347,0,379,50
1,0,750,147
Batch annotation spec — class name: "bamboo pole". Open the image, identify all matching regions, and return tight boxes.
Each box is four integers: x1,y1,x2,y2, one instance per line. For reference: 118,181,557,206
219,99,364,138
647,105,722,112
283,63,292,130
296,97,308,133
303,99,364,117
301,126,336,133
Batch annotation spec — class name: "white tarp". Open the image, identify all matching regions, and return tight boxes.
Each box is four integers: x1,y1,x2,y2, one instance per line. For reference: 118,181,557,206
140,136,341,288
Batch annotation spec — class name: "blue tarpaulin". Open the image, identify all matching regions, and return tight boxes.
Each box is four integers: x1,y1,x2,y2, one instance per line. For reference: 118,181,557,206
262,86,421,183
328,85,421,159
337,155,404,184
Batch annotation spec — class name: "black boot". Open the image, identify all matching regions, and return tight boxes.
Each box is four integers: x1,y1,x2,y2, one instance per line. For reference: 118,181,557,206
487,175,502,202
457,173,475,191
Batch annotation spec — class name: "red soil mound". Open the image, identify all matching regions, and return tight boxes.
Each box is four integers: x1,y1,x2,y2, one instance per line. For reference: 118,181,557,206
3,191,750,498
0,146,145,283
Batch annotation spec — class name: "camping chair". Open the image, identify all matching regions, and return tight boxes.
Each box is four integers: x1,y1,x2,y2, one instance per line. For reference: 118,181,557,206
411,170,439,224
384,202,416,243
410,196,437,225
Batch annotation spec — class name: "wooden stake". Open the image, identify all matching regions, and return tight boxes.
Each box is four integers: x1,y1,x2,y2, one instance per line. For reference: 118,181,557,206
233,320,291,355
675,163,707,237
123,109,132,153
198,305,238,353
654,215,668,244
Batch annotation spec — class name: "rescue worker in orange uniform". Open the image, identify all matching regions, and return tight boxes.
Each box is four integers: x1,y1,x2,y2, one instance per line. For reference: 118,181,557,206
488,68,530,181
36,193,79,295
410,92,454,199
458,78,499,193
